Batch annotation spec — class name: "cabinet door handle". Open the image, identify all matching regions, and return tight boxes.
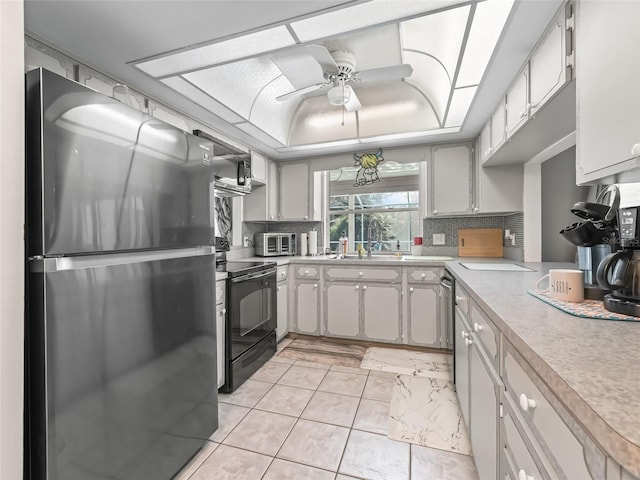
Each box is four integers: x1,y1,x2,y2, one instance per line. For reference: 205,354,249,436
277,286,281,291
313,284,318,289
409,287,414,293
519,393,537,412
461,330,468,339
362,285,368,290
473,322,484,332
355,285,360,290
304,215,309,219
632,143,640,157
518,469,535,480
221,308,226,315
464,337,473,346
433,210,438,215
455,295,466,304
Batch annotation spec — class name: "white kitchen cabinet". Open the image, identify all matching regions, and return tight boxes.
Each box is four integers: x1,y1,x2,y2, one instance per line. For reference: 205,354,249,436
250,151,268,185
407,285,440,348
215,279,226,389
430,144,473,216
478,122,492,164
505,65,529,138
490,98,506,153
362,283,402,343
280,162,319,221
325,283,360,338
276,266,288,341
469,339,502,480
529,9,569,117
576,1,640,184
244,159,279,221
292,281,321,335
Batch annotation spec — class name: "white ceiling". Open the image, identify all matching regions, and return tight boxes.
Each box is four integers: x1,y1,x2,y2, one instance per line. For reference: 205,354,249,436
24,0,564,160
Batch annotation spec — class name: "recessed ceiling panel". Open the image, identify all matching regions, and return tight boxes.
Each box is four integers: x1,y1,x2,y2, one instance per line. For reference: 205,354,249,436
250,76,303,145
183,57,285,120
136,25,296,78
290,0,469,43
456,0,514,87
235,122,286,148
357,84,440,137
400,5,470,78
289,96,358,145
446,86,478,127
161,76,245,124
403,51,451,124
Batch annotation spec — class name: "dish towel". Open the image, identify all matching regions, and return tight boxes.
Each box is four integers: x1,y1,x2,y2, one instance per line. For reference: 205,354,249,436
527,289,640,322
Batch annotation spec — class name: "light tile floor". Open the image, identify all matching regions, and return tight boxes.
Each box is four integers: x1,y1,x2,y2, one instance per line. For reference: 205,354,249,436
176,345,479,480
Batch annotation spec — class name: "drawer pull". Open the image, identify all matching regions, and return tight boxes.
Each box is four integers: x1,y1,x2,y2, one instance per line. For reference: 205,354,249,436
304,269,310,275
280,271,285,277
464,338,473,346
519,393,537,412
359,271,364,276
455,295,465,304
461,330,468,339
518,469,535,480
473,322,484,332
420,273,427,279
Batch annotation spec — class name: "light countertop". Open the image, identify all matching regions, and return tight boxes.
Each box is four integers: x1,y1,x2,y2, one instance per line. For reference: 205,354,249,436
445,260,640,477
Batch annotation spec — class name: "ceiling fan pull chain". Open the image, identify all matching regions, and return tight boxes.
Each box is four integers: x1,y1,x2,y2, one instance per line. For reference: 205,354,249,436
342,80,345,126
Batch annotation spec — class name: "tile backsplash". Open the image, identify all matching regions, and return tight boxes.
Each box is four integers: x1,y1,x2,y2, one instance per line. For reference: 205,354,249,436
421,213,524,260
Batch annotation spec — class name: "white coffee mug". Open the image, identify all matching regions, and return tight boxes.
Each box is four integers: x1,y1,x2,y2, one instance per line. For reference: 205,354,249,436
536,269,584,303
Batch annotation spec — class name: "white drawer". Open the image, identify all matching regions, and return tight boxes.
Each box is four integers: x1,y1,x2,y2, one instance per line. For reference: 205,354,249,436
468,302,499,367
216,280,226,306
502,404,548,480
407,267,441,283
503,344,605,480
326,266,400,282
277,265,288,282
295,265,320,279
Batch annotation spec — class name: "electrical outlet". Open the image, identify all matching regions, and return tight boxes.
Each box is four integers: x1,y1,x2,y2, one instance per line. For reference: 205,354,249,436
243,236,250,247
433,233,445,245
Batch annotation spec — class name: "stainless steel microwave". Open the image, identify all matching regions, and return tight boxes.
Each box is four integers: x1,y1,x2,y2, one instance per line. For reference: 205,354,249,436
254,233,297,256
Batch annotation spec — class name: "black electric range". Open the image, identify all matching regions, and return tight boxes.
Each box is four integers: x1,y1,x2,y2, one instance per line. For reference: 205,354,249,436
214,238,277,392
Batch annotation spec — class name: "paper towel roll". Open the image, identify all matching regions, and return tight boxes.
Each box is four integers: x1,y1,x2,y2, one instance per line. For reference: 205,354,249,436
299,233,308,256
308,230,318,255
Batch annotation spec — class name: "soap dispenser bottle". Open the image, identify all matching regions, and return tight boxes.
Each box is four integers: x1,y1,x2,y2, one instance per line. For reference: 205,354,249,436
339,231,348,257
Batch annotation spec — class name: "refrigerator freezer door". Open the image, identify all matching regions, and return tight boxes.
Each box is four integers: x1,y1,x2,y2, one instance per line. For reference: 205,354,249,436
26,252,218,480
26,68,215,257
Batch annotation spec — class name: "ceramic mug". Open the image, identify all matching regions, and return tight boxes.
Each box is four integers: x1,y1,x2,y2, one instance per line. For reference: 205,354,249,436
536,269,584,302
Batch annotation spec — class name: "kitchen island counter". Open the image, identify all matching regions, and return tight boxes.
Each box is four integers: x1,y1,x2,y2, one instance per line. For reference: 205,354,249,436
446,260,640,477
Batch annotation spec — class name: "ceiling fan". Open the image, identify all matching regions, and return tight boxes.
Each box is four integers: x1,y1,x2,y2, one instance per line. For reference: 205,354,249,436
273,45,413,112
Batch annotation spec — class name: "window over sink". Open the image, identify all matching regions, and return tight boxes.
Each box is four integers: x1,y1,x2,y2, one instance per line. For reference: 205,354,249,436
327,161,420,253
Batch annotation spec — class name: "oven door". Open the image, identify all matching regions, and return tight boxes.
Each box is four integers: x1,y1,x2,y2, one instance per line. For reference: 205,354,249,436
228,269,277,359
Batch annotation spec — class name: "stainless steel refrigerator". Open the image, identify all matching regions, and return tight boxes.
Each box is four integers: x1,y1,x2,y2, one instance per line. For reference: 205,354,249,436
25,68,218,480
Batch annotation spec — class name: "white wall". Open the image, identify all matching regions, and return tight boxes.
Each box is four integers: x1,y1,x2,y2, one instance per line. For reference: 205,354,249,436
0,1,25,478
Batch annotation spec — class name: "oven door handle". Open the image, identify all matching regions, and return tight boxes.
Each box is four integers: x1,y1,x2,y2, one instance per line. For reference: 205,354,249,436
231,269,276,283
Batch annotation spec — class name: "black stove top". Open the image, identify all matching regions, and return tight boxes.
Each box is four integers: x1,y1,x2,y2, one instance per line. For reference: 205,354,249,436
216,260,277,278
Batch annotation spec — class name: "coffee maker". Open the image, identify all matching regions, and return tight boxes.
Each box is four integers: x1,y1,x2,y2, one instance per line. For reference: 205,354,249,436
597,206,640,316
560,185,619,300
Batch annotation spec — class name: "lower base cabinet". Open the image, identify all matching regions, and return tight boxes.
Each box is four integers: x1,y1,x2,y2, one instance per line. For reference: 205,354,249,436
276,279,288,341
454,309,471,424
325,283,360,337
293,281,320,335
407,284,441,347
215,280,226,389
362,284,401,343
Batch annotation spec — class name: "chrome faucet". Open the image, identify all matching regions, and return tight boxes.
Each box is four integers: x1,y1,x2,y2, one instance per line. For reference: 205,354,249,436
367,219,383,257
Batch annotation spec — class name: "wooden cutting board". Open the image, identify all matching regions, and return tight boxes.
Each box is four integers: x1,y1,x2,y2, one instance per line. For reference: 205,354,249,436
458,228,503,257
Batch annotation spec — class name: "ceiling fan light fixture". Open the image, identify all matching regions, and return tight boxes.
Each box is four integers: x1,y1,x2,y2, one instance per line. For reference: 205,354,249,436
328,84,352,106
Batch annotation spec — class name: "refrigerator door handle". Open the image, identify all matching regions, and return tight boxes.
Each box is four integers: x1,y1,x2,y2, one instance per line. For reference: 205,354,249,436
30,246,215,272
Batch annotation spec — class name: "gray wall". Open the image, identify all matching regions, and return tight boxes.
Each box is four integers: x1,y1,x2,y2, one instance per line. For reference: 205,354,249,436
541,146,589,262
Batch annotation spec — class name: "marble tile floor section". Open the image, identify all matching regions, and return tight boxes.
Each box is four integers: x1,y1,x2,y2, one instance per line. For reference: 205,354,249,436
177,347,479,480
361,346,453,380
388,375,472,456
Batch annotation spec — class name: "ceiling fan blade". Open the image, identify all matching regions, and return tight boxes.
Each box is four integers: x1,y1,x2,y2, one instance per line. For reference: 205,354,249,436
354,64,413,83
276,82,329,102
304,45,339,76
270,48,326,89
344,89,361,112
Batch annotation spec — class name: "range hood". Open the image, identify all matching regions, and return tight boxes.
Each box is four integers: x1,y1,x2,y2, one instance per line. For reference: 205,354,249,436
193,130,252,197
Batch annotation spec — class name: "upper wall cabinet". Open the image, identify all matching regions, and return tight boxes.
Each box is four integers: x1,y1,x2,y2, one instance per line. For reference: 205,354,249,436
280,162,321,221
575,1,640,184
244,158,279,221
429,144,473,216
250,151,268,185
482,4,574,166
